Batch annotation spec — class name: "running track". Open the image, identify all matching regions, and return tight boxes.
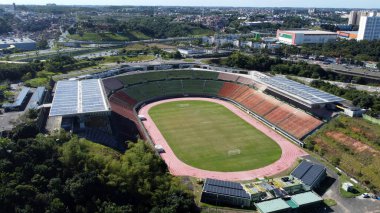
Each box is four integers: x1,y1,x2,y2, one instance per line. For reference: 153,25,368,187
139,97,308,181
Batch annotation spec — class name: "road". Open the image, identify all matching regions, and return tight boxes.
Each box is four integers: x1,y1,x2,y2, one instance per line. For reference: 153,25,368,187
288,76,380,93
303,156,380,213
282,57,380,80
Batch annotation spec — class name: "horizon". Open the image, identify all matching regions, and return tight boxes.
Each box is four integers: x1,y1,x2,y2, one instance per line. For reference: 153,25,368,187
0,0,380,9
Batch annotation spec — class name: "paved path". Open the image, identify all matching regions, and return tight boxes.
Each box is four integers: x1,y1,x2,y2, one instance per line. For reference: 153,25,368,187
139,97,307,181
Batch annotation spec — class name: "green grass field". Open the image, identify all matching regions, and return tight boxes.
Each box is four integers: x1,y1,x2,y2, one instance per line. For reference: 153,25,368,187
149,100,282,172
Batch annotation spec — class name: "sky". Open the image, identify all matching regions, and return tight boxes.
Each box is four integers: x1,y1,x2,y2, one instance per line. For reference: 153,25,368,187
1,0,380,9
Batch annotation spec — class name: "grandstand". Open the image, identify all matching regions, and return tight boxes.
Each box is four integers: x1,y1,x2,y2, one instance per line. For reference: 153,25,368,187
104,69,331,140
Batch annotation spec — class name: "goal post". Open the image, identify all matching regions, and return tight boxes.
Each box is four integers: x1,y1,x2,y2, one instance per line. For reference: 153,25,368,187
228,149,241,156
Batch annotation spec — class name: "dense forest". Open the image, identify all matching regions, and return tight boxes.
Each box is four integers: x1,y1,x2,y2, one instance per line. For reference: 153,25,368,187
0,123,197,212
0,62,43,82
69,16,213,40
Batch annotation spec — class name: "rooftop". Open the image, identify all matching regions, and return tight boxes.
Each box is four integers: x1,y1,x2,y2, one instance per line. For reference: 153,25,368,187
259,76,345,105
291,191,323,206
2,87,30,108
291,160,326,187
49,79,109,117
255,198,291,213
202,178,250,199
0,37,36,44
279,30,337,35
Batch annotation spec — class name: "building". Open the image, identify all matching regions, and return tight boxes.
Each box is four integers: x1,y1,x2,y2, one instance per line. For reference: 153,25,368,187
289,191,323,208
49,79,110,117
256,76,345,109
337,31,358,40
27,87,46,110
200,178,251,207
0,37,36,51
177,48,207,57
2,87,31,112
291,160,327,189
342,182,354,192
276,30,337,45
255,198,291,213
357,13,380,41
348,11,374,26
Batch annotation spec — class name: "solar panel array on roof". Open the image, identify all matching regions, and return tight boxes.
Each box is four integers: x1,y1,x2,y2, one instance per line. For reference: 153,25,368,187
203,179,250,199
81,79,107,113
205,178,244,190
301,164,325,186
14,87,31,106
28,87,46,109
291,161,312,178
49,79,109,117
261,76,345,105
291,160,326,188
50,81,78,116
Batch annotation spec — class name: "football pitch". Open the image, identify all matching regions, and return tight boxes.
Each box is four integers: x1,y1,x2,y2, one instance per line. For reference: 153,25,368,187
149,100,282,172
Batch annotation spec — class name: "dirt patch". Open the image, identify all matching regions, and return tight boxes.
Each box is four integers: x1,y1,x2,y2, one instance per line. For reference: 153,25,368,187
326,131,379,155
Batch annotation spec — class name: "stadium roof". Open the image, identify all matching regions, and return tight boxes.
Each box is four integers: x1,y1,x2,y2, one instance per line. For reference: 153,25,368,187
49,79,109,117
255,198,291,213
203,179,250,199
260,76,345,105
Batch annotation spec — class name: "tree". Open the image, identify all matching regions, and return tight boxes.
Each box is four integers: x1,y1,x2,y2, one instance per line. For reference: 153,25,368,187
36,39,49,50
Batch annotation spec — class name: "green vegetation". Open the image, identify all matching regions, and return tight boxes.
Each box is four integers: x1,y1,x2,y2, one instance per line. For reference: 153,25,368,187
69,16,213,41
24,77,50,88
0,62,43,82
67,32,150,42
323,199,337,207
102,55,155,63
310,80,380,117
338,175,366,198
305,115,380,193
149,100,282,172
0,130,197,212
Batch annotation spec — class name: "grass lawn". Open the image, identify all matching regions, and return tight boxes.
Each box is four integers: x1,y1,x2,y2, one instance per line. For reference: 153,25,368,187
102,55,155,63
149,100,282,172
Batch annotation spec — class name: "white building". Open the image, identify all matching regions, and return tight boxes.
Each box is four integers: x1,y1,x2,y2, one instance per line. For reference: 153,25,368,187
0,37,36,50
357,13,380,41
276,30,337,45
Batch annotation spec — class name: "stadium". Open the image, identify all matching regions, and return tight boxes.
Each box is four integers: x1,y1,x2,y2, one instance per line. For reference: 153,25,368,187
49,69,345,181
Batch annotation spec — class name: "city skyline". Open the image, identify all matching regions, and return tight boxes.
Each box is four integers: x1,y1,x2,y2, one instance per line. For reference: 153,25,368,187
1,0,380,8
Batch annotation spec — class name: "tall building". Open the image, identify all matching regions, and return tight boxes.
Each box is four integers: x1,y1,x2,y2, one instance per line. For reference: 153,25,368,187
348,11,373,26
348,11,358,25
357,12,380,41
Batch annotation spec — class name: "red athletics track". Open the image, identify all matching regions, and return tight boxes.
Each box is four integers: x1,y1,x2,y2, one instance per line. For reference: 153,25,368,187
139,97,308,181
